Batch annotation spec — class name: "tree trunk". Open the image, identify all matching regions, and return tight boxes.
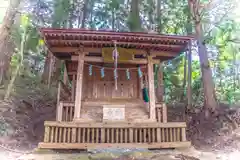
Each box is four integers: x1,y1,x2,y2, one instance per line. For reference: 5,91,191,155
42,51,61,85
0,0,21,85
52,58,62,82
68,1,74,28
128,0,142,32
156,0,162,32
188,0,218,117
112,9,115,30
233,51,237,91
41,51,51,84
81,0,89,28
155,0,164,102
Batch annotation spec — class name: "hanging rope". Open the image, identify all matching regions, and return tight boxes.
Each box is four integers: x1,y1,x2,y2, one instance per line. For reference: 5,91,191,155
112,40,119,90
84,62,147,70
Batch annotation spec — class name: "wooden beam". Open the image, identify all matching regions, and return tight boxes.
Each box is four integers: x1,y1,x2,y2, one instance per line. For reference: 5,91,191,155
73,51,85,121
49,40,183,49
71,56,160,64
150,51,177,57
41,27,193,41
51,47,99,53
51,47,177,57
63,61,68,84
71,74,76,101
147,56,156,120
38,142,191,149
72,56,103,62
44,121,187,128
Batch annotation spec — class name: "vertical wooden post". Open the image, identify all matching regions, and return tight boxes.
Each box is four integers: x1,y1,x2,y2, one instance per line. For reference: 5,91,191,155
187,41,192,109
57,102,63,121
147,56,156,120
73,51,85,121
101,128,105,143
129,128,133,142
156,61,164,102
157,128,161,142
72,128,77,143
57,81,61,105
71,74,76,101
56,81,61,121
181,127,186,141
162,103,167,123
138,76,143,99
63,61,68,84
44,125,50,143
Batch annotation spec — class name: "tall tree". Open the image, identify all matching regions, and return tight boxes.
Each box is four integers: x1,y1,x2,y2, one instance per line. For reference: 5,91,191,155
128,0,142,32
0,0,21,85
81,0,89,28
156,0,162,33
188,0,218,117
42,0,71,84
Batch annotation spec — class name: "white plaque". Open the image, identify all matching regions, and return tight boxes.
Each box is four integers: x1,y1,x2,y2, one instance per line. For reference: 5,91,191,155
103,105,125,121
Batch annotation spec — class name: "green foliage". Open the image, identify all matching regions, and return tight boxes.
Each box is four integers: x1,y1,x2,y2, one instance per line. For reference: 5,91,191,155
5,0,240,106
52,0,71,28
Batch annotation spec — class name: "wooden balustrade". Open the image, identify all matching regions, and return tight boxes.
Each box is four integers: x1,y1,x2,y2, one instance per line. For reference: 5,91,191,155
156,103,167,123
57,102,74,122
39,121,190,149
56,80,72,107
57,101,168,123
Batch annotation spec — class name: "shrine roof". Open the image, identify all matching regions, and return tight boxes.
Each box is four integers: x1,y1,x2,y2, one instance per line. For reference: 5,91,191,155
40,28,194,60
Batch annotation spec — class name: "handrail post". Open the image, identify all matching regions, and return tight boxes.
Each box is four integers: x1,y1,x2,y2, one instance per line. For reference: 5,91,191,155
181,127,186,141
57,102,63,121
57,81,61,107
44,125,50,143
56,81,61,121
162,103,167,123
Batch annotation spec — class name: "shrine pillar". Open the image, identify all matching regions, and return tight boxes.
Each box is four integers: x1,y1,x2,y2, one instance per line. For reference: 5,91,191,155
147,55,156,120
73,51,85,121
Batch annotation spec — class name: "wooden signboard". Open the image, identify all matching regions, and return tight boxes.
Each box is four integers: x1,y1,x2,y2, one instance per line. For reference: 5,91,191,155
103,105,125,121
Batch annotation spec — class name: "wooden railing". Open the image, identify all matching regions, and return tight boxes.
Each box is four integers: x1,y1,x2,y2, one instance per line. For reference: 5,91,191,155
57,102,168,123
56,79,74,122
57,102,74,122
40,121,190,149
156,103,167,123
56,80,72,106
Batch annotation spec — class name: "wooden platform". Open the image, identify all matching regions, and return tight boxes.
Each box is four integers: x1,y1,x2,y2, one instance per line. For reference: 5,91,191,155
39,142,191,149
39,121,190,149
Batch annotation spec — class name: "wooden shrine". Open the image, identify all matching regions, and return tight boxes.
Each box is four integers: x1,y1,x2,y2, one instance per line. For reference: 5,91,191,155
38,28,193,149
